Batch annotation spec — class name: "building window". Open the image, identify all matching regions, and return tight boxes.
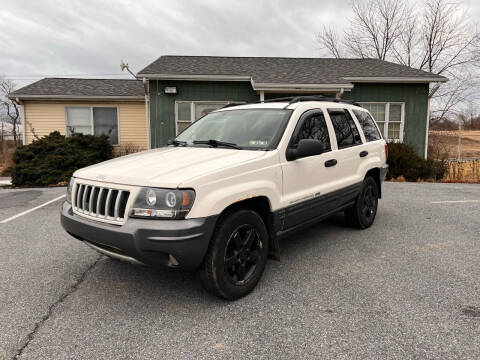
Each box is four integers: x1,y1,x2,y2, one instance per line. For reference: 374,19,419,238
175,101,231,134
66,107,119,145
359,103,404,142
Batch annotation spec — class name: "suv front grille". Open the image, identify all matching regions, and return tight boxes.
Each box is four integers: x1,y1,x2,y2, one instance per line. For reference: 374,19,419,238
72,183,130,222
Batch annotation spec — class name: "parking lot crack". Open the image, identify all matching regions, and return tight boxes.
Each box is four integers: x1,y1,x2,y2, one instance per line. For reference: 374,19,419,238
11,255,103,360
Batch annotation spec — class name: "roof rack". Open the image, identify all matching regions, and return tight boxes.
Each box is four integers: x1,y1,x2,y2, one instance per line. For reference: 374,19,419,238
221,102,246,109
258,94,361,107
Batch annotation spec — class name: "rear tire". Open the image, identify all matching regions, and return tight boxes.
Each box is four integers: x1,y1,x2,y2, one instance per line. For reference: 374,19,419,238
345,177,379,229
199,209,269,300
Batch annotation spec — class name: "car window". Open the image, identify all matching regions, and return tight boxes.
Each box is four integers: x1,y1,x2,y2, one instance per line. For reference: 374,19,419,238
352,109,382,142
328,109,362,149
290,110,331,151
175,109,292,149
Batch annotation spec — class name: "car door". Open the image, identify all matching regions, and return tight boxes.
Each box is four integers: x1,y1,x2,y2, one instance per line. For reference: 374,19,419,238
349,108,385,164
325,108,365,196
280,108,339,229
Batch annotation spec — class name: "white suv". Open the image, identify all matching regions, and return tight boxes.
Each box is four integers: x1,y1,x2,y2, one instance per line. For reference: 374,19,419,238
61,96,388,300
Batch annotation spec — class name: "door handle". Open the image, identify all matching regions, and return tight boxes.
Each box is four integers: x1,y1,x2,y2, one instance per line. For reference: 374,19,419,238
324,159,337,167
359,151,368,157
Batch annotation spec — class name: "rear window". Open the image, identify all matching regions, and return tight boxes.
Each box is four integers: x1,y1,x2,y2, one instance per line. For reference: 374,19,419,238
328,109,362,149
353,110,382,142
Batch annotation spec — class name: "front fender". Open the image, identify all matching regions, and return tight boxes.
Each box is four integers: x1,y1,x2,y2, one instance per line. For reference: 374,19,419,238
187,179,280,218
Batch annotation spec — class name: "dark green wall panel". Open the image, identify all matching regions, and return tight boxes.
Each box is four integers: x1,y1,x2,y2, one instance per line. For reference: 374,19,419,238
150,80,430,156
343,83,429,156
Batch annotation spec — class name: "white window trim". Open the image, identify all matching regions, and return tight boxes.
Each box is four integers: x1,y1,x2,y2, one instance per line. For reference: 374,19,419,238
65,105,120,146
358,102,405,142
174,100,240,135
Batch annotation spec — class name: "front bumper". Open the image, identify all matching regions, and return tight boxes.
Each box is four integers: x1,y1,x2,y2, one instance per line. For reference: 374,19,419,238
61,202,217,270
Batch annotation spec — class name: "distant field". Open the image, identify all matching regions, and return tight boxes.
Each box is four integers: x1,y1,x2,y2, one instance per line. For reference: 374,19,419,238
429,130,480,159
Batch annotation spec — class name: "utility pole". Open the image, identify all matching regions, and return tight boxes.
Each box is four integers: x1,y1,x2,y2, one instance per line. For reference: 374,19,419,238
457,121,462,161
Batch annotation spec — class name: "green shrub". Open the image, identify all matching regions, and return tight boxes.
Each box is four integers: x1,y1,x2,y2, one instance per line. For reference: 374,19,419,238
387,142,446,181
12,131,113,186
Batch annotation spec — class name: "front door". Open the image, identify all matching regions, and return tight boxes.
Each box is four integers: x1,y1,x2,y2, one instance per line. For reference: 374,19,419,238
280,109,338,229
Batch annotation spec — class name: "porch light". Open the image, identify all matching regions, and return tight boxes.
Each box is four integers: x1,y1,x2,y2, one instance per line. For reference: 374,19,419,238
164,86,177,94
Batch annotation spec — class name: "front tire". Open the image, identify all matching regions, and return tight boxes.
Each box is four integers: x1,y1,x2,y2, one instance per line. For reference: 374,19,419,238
199,209,269,300
345,177,379,229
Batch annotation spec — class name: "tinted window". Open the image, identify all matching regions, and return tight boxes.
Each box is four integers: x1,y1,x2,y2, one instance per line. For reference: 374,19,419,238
291,111,331,151
328,109,362,149
176,109,292,149
353,109,382,142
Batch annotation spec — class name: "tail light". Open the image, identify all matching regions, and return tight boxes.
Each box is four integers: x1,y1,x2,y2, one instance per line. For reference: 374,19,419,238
384,143,388,160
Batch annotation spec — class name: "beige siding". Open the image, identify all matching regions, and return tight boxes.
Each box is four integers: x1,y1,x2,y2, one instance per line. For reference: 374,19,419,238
23,101,147,149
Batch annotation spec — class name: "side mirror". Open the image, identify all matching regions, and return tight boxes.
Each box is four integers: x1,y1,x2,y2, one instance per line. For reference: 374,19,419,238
286,139,325,161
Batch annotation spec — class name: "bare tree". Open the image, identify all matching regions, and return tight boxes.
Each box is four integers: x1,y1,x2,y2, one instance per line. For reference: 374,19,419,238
343,0,410,60
0,77,22,146
317,26,344,59
317,0,480,117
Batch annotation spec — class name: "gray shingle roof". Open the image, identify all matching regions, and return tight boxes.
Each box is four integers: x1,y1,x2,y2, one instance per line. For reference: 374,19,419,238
138,56,447,85
9,78,144,99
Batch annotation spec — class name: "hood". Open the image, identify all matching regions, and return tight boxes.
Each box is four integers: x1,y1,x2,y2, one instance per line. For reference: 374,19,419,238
74,147,267,188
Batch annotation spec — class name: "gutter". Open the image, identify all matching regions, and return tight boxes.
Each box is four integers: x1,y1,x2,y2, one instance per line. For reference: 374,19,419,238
252,83,354,91
343,76,448,83
7,95,145,101
135,74,252,82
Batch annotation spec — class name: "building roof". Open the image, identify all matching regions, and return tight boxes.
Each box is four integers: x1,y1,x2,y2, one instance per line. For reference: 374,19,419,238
9,78,145,100
137,56,448,89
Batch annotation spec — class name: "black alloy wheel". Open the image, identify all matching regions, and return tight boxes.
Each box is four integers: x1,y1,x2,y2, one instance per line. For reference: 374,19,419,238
345,176,379,229
224,224,262,285
362,184,378,223
199,209,269,300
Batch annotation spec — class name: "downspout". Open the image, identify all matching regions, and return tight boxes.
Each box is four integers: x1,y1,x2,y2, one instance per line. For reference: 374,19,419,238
142,78,151,150
336,88,345,99
424,96,430,159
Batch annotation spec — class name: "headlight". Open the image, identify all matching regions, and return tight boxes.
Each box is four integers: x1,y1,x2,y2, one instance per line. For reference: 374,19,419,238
130,188,195,219
66,177,75,203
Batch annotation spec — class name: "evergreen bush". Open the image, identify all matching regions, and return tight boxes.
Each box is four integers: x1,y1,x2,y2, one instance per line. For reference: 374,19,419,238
387,142,446,181
11,131,113,186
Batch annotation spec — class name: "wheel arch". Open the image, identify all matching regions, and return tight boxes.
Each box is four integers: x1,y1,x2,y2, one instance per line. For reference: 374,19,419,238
214,196,281,261
365,167,382,198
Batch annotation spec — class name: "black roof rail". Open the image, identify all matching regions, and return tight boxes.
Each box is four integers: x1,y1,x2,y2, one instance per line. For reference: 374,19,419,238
220,102,245,109
288,95,361,107
256,96,295,103
257,94,362,107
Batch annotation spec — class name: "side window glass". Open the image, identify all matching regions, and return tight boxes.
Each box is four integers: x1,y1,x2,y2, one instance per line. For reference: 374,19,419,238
345,110,362,145
353,110,382,142
328,109,362,149
291,111,331,151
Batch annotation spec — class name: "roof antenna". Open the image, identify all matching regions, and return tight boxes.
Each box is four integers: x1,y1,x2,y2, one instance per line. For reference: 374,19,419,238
120,60,137,79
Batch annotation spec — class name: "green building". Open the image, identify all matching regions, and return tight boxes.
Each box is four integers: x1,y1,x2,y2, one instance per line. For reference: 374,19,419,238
138,56,447,157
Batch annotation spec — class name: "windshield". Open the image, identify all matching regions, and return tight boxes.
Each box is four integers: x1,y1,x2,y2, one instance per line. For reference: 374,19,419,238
175,108,292,150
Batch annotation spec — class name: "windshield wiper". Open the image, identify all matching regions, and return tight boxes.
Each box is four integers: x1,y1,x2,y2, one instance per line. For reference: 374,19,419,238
167,139,188,147
193,139,242,149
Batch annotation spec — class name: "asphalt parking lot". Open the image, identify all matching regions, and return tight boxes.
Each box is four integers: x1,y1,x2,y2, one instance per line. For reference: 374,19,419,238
1,182,479,360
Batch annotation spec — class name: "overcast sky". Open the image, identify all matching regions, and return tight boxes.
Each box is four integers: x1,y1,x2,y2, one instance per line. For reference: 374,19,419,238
1,0,480,89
